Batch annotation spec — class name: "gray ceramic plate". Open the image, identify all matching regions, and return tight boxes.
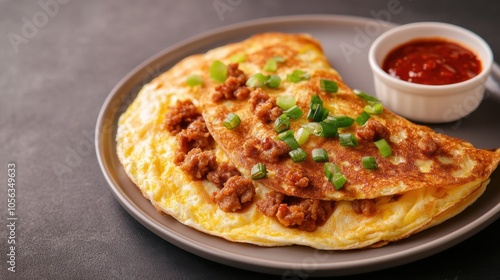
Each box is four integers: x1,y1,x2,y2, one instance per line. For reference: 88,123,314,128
95,15,500,277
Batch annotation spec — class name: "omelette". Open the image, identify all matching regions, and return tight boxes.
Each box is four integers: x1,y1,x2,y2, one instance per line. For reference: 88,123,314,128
116,33,500,249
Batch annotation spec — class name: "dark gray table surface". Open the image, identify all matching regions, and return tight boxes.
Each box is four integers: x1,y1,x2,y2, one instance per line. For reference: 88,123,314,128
1,0,499,279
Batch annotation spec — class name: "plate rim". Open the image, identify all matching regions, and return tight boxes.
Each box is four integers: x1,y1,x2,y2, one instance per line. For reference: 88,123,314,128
95,14,500,276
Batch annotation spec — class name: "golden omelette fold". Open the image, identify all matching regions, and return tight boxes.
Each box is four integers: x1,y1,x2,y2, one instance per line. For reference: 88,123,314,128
200,33,500,200
116,33,500,249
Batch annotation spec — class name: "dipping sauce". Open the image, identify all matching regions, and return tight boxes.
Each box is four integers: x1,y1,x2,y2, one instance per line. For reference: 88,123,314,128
382,38,481,85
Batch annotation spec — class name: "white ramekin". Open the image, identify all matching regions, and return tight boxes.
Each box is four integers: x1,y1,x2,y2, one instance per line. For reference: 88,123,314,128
368,22,493,123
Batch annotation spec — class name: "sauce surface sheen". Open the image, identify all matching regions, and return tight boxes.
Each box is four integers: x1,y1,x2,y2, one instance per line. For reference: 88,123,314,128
382,38,481,85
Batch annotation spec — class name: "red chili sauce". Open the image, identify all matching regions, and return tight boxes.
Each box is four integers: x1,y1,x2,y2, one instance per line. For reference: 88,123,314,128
382,38,481,85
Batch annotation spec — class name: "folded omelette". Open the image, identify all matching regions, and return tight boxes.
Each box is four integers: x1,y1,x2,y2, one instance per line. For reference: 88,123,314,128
116,33,500,249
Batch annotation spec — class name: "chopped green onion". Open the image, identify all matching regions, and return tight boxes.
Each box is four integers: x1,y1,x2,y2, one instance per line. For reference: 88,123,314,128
320,79,339,93
354,89,380,103
323,162,347,189
355,111,371,126
364,103,384,115
374,139,392,157
273,56,286,63
295,127,310,145
312,106,329,122
277,130,300,150
339,133,358,147
276,95,296,110
324,162,340,180
230,53,246,63
312,148,329,162
246,73,267,88
266,74,281,88
307,95,329,122
309,94,323,107
302,122,323,136
308,104,327,122
274,114,290,133
223,113,241,130
210,60,227,83
289,148,307,162
186,75,204,87
331,173,347,190
325,116,354,128
319,121,338,138
307,96,321,120
284,105,303,119
286,70,310,83
264,58,278,72
251,163,267,180
362,156,378,169
355,89,384,115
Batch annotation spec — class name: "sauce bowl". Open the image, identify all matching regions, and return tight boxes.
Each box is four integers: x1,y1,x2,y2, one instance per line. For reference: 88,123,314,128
368,22,493,123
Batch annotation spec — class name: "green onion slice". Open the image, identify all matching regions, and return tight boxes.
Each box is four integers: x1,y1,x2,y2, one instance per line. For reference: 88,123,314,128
266,74,281,88
323,162,347,189
339,133,358,147
325,116,354,128
355,89,384,115
289,148,307,162
364,103,384,115
283,105,303,120
362,156,378,169
374,139,392,157
302,122,322,136
276,95,296,110
312,148,329,162
286,70,310,83
186,75,204,87
320,79,339,93
309,94,323,107
331,173,347,190
319,121,338,138
324,162,340,180
277,130,300,150
264,58,278,72
307,95,329,122
273,56,286,63
251,163,267,180
312,106,329,122
230,53,246,63
222,113,241,130
246,73,267,88
355,111,371,126
354,89,381,103
210,60,228,83
295,127,310,145
274,114,290,133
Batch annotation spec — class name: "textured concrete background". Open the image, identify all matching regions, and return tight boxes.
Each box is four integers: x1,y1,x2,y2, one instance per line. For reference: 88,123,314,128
1,0,499,279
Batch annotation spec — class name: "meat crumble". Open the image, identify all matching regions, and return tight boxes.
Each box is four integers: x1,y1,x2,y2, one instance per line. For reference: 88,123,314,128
214,176,255,212
164,99,201,135
285,168,310,188
180,148,217,180
418,132,440,156
243,137,290,163
207,162,241,188
356,119,391,142
352,199,377,216
178,117,212,154
248,88,282,123
257,191,335,232
212,63,250,101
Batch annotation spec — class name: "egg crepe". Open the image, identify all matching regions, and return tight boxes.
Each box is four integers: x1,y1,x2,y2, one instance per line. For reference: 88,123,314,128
200,33,500,201
116,33,500,249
